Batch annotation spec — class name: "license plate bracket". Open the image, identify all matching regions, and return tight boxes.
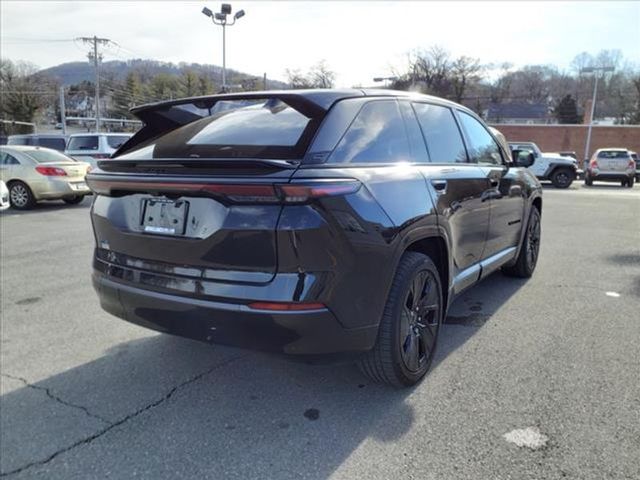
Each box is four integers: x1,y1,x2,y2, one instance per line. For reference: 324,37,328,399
142,198,189,235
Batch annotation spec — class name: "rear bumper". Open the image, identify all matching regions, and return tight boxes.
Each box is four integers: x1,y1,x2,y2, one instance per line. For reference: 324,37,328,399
587,171,634,182
92,271,378,356
30,179,90,200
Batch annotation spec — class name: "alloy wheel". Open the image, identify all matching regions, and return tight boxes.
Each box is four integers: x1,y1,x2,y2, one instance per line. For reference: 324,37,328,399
10,184,29,208
399,270,440,372
526,213,541,269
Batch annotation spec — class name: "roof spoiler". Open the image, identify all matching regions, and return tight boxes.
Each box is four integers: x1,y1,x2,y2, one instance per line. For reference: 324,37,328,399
112,91,333,157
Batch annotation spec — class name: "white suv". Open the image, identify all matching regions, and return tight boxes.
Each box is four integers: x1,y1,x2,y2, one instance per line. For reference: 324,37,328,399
585,149,636,188
508,141,578,188
65,133,132,167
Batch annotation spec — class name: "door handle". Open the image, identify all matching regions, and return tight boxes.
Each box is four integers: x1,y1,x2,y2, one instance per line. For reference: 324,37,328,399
431,179,447,193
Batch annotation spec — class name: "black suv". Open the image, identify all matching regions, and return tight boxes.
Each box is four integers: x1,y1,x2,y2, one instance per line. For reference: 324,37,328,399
88,90,542,387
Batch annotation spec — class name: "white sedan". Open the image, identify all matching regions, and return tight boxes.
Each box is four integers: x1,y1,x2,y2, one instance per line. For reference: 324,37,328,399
0,181,9,211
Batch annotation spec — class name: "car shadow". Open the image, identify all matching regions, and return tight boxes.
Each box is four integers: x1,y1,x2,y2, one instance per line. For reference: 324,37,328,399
0,271,527,478
1,197,91,216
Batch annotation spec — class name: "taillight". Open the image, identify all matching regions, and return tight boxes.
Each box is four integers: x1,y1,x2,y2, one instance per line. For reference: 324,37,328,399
629,160,636,169
278,182,361,203
589,160,598,169
247,301,326,311
35,166,67,176
86,179,361,204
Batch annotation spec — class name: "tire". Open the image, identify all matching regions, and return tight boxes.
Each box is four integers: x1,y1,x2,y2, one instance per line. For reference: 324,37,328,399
550,168,575,188
63,195,84,205
502,206,541,278
8,181,35,210
621,179,627,187
584,175,593,186
627,177,635,188
358,252,443,388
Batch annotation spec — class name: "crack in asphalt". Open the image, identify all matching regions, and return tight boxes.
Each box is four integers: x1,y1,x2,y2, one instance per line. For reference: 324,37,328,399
0,354,247,478
1,373,111,424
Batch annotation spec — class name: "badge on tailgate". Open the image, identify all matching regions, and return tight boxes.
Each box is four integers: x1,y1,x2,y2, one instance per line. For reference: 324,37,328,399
142,198,189,235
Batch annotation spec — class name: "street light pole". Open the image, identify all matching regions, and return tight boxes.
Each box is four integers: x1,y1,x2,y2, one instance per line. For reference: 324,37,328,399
580,66,614,166
202,4,245,92
373,76,398,88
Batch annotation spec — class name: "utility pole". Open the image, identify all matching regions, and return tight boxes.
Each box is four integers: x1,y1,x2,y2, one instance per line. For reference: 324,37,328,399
76,36,111,132
580,66,614,166
59,86,67,136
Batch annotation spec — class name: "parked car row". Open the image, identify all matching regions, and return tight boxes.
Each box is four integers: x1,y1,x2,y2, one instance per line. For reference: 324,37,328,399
7,133,132,167
505,140,637,189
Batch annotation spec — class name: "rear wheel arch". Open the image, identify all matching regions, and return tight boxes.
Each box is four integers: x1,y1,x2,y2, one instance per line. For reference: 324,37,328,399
532,196,542,215
404,235,450,309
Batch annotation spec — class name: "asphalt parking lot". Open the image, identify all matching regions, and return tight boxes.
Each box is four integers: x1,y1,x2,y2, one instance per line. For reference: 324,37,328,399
1,183,639,480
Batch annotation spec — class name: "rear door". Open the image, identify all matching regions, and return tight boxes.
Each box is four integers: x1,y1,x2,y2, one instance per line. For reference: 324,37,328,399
457,111,525,269
410,102,490,293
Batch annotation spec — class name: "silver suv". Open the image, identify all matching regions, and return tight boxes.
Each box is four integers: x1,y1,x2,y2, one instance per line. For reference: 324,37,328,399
585,149,636,188
65,133,132,168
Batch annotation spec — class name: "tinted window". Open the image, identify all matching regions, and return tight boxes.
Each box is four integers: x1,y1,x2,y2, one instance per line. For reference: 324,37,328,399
106,136,131,149
38,138,66,151
122,99,315,160
412,103,467,163
328,100,411,164
458,112,502,165
67,136,99,151
24,149,76,164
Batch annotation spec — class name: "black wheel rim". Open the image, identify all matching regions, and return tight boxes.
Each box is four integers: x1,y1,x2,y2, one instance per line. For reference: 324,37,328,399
400,270,440,373
556,172,568,186
526,213,541,269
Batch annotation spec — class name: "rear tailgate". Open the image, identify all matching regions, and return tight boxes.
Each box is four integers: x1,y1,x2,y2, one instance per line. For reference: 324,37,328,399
88,93,339,285
89,163,296,283
597,152,631,172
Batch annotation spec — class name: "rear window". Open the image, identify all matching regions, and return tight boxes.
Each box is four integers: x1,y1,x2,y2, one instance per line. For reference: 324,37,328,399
68,136,99,151
106,136,130,149
121,99,315,160
24,149,76,163
38,138,66,151
597,150,629,159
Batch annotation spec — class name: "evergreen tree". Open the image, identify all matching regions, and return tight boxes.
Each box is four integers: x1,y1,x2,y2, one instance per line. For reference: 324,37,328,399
554,94,581,124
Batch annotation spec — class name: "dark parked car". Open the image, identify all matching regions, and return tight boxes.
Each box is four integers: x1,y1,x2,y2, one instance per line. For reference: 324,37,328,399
87,90,542,387
7,134,67,152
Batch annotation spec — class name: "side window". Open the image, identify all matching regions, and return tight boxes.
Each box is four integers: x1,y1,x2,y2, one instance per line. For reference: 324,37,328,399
1,153,20,165
457,112,502,165
39,138,66,151
412,103,468,163
328,100,411,164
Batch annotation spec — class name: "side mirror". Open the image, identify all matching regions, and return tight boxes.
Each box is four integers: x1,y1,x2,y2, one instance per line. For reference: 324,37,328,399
511,149,535,168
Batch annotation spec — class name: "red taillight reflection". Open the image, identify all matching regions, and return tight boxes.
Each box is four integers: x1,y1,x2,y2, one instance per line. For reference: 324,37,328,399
247,301,326,311
590,161,598,169
35,166,67,176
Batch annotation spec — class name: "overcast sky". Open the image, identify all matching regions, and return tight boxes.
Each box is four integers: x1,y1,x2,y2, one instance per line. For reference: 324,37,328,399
1,1,639,87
